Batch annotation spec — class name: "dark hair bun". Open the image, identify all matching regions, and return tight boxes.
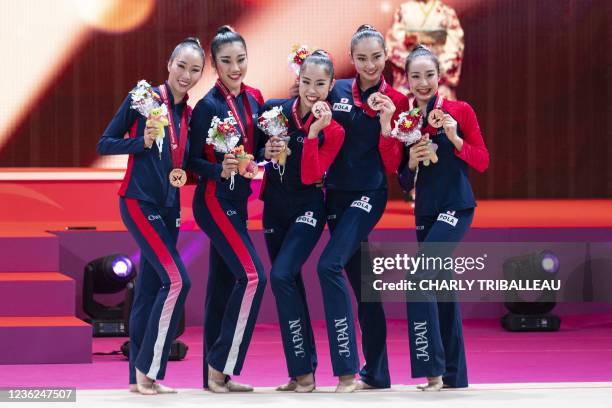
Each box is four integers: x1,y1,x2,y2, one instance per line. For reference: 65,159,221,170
310,49,329,57
210,25,246,60
412,44,430,53
183,37,202,48
356,24,377,33
350,24,385,54
404,43,439,73
216,25,235,36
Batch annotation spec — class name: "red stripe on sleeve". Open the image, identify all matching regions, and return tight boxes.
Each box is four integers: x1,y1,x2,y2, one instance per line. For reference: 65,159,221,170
300,120,345,185
452,101,489,173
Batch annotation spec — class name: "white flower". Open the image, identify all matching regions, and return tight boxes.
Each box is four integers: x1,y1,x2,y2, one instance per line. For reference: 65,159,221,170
160,104,169,117
261,106,283,119
206,116,221,144
258,106,288,137
206,116,240,153
129,79,162,118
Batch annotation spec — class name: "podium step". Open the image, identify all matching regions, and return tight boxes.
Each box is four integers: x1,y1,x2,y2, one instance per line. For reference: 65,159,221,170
0,316,91,364
0,233,59,271
0,272,75,316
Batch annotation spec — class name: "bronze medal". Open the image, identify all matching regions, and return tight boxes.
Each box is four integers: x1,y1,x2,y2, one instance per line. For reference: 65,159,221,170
367,93,381,111
428,108,445,128
169,168,187,188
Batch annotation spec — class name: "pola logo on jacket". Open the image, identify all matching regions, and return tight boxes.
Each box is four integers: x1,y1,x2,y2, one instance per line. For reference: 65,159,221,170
437,210,458,227
351,196,372,213
296,211,317,227
333,98,352,113
226,111,238,125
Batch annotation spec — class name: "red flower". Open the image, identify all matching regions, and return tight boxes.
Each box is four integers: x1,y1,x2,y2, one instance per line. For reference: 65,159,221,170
293,49,309,65
218,122,237,135
399,118,416,133
398,108,422,133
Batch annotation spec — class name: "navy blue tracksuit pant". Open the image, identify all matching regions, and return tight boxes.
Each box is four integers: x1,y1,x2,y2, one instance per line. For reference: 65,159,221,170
407,208,473,388
120,197,191,383
317,189,390,385
263,197,324,378
193,181,267,386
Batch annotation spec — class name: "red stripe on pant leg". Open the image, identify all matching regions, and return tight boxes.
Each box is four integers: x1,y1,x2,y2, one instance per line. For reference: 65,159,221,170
125,198,183,379
202,180,259,374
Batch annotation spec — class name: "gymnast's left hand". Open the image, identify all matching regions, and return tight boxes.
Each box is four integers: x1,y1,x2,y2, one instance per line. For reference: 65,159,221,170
442,114,458,140
375,94,396,134
442,114,463,151
309,101,332,137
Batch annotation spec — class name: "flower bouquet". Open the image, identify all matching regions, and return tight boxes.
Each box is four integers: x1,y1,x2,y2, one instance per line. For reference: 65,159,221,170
129,80,169,158
206,116,242,189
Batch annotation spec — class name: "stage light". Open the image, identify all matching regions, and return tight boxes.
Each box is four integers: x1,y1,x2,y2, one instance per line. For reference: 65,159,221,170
501,251,561,331
540,251,559,274
111,256,132,277
83,254,136,337
76,0,156,33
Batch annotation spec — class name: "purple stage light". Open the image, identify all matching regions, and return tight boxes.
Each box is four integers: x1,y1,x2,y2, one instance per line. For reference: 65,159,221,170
540,251,559,274
111,256,133,277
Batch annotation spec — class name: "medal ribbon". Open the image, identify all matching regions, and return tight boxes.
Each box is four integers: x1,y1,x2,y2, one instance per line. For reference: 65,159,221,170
421,92,445,135
158,83,189,169
291,97,315,133
215,79,254,154
434,93,444,110
351,74,389,118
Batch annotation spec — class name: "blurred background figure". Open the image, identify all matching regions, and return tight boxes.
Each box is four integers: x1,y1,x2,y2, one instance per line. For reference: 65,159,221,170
386,0,464,99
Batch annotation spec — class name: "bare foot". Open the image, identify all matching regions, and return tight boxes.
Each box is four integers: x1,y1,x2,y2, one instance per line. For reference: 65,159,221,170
295,373,315,393
207,365,229,393
335,374,357,393
355,379,375,391
153,382,177,394
226,379,253,392
417,376,443,391
276,379,297,391
135,369,157,395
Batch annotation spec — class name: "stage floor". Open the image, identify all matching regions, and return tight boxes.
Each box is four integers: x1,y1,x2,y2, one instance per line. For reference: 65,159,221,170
32,383,612,408
2,315,612,390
